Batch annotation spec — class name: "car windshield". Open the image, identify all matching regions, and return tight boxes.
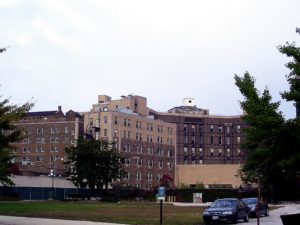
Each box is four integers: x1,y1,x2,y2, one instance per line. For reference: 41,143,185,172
242,198,257,205
211,199,236,208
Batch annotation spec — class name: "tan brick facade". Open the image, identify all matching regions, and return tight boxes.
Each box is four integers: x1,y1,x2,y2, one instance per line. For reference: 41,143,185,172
84,95,177,189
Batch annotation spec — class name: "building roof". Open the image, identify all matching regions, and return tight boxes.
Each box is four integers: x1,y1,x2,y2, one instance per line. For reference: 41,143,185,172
26,111,58,117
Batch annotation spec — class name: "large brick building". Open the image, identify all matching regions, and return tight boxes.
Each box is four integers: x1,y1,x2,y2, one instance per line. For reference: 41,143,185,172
149,98,247,188
151,98,247,166
12,106,83,176
83,95,177,189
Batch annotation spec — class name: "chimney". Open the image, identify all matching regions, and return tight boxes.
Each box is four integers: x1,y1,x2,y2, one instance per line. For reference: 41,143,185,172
58,106,62,112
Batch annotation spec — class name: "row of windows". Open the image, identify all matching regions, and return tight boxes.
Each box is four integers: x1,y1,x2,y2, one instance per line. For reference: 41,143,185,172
19,146,68,153
183,147,241,157
20,137,75,144
183,136,241,145
122,144,174,157
123,171,169,182
123,158,173,169
184,124,241,134
117,130,174,145
21,155,65,163
25,127,75,135
89,117,173,134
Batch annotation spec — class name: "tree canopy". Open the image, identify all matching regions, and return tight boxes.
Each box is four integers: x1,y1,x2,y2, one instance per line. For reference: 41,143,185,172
0,96,33,186
65,137,124,189
235,28,300,200
234,72,284,188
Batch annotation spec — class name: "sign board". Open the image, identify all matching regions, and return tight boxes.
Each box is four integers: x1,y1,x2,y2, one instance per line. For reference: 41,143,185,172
157,186,166,200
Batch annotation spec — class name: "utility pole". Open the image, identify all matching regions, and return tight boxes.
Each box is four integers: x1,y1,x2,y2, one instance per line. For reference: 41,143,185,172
295,76,300,118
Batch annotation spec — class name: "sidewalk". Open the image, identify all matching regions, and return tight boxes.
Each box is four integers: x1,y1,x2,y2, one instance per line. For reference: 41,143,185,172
0,216,127,225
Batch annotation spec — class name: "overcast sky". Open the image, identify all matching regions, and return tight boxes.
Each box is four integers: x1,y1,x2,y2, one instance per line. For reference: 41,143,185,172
1,0,299,119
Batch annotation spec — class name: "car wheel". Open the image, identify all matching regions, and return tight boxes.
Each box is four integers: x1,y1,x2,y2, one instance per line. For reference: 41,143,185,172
243,214,249,222
265,208,269,216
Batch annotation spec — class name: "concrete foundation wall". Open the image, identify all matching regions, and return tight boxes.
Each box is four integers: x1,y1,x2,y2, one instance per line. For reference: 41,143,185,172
9,175,76,188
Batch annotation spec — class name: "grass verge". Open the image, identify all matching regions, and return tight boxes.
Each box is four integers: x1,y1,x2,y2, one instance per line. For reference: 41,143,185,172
0,201,205,225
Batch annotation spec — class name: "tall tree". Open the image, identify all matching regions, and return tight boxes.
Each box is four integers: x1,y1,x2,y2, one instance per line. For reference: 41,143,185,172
65,138,124,189
278,28,300,118
276,28,300,197
0,96,33,186
234,72,285,193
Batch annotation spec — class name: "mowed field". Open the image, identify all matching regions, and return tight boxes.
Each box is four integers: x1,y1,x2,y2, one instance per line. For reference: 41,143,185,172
0,201,205,225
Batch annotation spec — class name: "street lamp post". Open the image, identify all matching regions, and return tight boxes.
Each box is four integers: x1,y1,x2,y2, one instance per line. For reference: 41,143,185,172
50,157,64,200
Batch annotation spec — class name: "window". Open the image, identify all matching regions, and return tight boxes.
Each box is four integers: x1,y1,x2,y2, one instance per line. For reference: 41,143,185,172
36,128,44,134
95,119,99,127
103,129,107,136
218,125,222,133
237,125,241,133
23,147,29,153
227,148,231,157
199,148,203,157
226,137,231,145
147,159,153,168
226,125,231,133
114,117,118,125
125,158,130,166
136,171,142,180
89,118,93,126
218,149,222,156
237,136,241,144
210,136,214,145
218,137,222,145
184,124,188,135
65,127,69,133
210,125,214,133
136,157,142,166
127,119,131,127
158,160,163,169
147,173,153,181
123,172,130,180
183,147,188,156
210,148,214,157
104,116,108,123
114,129,118,137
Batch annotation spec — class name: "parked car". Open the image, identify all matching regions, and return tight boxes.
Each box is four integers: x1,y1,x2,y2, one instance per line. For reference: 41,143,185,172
203,198,250,224
242,197,269,217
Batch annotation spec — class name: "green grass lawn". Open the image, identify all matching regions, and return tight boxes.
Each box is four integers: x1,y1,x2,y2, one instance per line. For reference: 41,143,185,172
0,201,205,225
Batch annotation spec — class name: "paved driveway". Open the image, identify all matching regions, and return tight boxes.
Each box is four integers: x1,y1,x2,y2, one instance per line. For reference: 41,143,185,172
0,216,127,225
247,203,300,225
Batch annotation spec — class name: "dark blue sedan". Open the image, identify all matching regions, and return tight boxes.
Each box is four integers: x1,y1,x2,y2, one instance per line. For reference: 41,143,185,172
203,198,250,224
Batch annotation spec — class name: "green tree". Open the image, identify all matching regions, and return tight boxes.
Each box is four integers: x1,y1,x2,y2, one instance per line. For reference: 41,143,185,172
234,72,285,193
0,97,33,186
235,28,300,200
278,28,300,113
65,137,124,189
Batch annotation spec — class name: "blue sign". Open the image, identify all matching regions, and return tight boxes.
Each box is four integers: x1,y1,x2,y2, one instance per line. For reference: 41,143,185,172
158,186,166,199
